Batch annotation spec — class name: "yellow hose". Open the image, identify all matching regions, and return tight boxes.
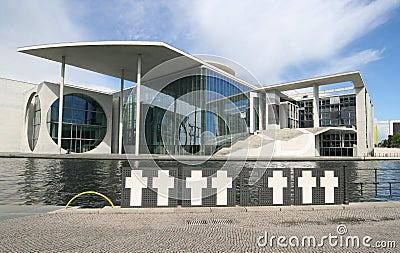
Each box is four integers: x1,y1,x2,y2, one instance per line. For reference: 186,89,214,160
65,191,115,209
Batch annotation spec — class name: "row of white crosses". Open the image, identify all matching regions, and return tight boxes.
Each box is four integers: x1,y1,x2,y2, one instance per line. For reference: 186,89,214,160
297,170,339,204
125,170,232,206
186,171,232,206
125,169,339,206
268,170,338,204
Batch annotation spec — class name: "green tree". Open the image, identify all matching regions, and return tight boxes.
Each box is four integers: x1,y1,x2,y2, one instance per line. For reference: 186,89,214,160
391,132,400,148
388,135,393,147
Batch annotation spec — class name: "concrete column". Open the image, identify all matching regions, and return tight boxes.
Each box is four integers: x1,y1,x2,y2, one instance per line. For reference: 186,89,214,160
266,90,280,130
279,102,288,128
173,98,177,154
312,84,320,128
58,56,65,154
249,92,255,133
135,55,142,156
356,87,367,156
259,94,264,130
200,74,206,155
366,92,374,153
265,96,269,130
118,69,125,154
315,135,320,156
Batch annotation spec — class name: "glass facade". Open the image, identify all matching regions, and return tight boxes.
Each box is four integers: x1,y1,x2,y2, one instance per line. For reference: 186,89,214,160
320,95,356,127
47,94,107,153
141,68,252,155
296,94,357,156
297,100,313,128
205,70,251,151
282,101,299,128
320,132,356,156
122,89,136,148
297,95,356,129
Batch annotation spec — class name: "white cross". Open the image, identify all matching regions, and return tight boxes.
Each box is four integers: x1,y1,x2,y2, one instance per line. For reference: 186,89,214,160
211,171,232,206
153,170,175,206
267,170,288,205
298,170,316,204
320,170,338,203
125,170,148,207
186,170,207,206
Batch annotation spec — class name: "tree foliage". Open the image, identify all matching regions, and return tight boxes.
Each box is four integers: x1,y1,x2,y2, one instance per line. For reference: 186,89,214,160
380,132,400,148
391,131,400,148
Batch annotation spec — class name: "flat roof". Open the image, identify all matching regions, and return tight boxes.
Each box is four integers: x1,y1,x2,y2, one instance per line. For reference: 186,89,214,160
17,41,257,89
261,71,365,92
18,41,202,83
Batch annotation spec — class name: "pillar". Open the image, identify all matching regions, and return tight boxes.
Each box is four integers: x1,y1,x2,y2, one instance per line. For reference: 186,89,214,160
58,56,66,154
119,69,125,154
312,84,320,128
135,55,142,156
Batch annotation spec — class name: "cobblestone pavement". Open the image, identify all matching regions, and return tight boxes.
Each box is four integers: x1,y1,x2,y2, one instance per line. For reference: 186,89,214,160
0,203,399,252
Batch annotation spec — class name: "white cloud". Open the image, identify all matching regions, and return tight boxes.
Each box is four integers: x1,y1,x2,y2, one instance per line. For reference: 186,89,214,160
90,0,183,43
172,0,399,84
2,0,399,92
316,49,384,76
0,0,115,91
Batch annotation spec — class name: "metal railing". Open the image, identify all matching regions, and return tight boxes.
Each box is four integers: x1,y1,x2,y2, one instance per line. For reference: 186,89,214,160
236,166,400,205
373,153,400,158
347,167,400,201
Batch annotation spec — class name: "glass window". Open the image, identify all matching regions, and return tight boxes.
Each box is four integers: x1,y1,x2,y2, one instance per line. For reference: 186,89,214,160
144,70,251,155
320,132,356,157
47,93,107,153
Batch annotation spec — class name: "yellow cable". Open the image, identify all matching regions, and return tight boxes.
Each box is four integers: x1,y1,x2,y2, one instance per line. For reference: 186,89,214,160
65,191,115,209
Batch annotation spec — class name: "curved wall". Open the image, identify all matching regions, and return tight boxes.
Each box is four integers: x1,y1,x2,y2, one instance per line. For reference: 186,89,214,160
32,82,113,154
25,93,41,151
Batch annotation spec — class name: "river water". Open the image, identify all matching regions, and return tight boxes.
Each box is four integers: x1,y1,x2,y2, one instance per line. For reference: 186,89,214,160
0,158,399,207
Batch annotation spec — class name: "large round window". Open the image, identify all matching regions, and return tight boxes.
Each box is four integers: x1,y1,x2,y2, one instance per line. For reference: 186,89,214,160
47,94,107,153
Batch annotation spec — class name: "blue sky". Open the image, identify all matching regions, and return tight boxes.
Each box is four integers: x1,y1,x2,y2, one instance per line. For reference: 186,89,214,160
0,0,399,140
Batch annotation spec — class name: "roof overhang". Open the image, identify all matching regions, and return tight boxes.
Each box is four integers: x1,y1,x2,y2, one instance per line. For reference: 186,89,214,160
17,41,205,83
261,71,365,92
309,127,357,136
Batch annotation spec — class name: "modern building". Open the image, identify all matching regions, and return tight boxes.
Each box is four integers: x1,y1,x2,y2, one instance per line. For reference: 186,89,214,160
389,120,400,136
0,41,374,157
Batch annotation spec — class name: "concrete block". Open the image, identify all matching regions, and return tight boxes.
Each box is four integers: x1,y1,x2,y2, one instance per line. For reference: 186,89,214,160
174,207,211,213
210,206,246,213
245,206,282,212
312,205,345,211
280,205,314,211
371,201,400,208
343,202,371,209
99,206,176,214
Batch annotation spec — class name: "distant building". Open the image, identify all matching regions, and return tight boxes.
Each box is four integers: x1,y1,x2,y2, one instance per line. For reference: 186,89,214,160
389,120,400,135
0,41,374,157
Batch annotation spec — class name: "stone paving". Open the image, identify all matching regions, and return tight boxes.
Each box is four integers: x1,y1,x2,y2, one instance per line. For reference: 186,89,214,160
0,202,399,252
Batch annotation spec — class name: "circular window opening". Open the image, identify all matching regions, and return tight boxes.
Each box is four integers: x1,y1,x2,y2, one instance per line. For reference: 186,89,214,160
26,93,41,151
47,93,107,153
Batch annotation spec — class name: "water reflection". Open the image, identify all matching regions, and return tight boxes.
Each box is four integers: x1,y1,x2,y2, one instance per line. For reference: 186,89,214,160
0,158,399,207
0,158,123,207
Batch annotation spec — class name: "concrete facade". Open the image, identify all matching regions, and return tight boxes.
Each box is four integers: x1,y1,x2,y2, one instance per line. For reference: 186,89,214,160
258,72,374,157
0,41,375,157
0,78,113,154
0,78,36,153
